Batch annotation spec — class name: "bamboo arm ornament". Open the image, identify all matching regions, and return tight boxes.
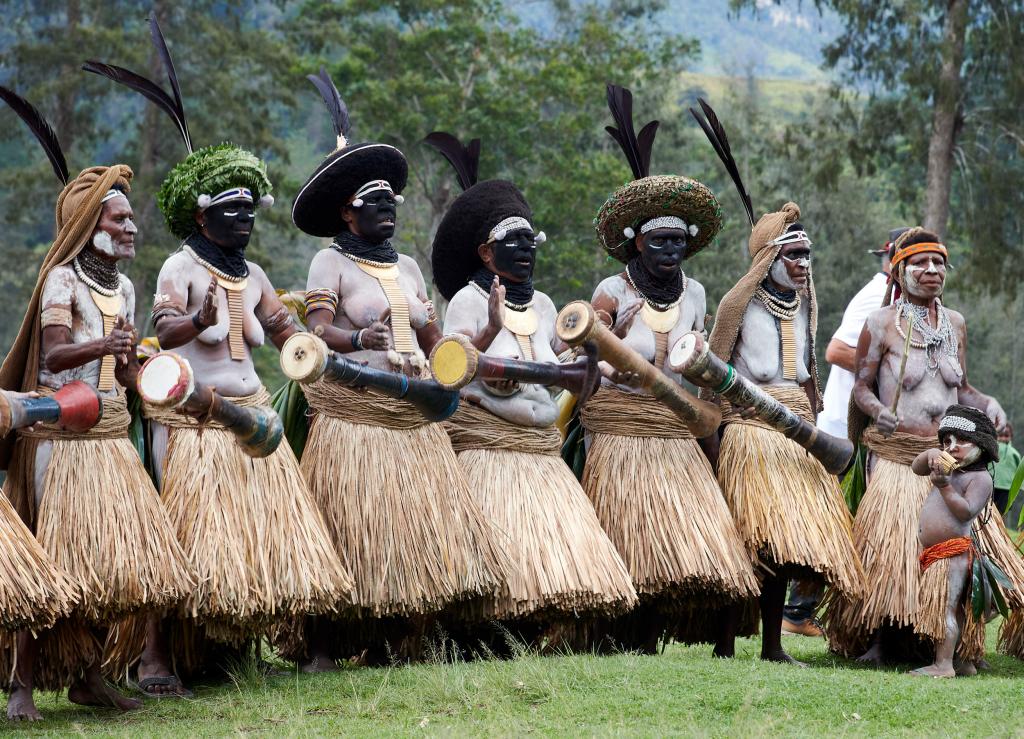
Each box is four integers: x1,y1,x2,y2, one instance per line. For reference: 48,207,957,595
137,352,284,458
555,301,722,438
280,332,459,423
429,333,601,404
668,331,854,475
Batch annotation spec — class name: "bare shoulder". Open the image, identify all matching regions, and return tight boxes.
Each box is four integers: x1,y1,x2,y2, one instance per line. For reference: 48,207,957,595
532,290,558,320
865,305,895,330
398,253,425,280
159,250,199,280
593,273,626,302
42,264,77,297
945,306,966,329
118,273,135,301
310,247,343,271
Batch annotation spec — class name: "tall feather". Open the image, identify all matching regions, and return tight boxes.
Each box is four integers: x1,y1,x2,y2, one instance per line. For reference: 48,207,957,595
83,61,191,152
149,15,191,153
604,84,658,179
423,132,480,192
0,86,68,186
307,67,351,149
689,97,754,227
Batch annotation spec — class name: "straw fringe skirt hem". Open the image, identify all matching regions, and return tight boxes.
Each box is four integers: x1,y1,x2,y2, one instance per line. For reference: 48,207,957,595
300,414,507,618
159,423,353,628
583,432,760,603
0,491,75,631
36,435,193,624
718,422,861,597
456,448,636,620
0,618,102,693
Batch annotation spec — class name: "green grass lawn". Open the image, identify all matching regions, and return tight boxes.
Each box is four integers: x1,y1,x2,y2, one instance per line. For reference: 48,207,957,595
11,627,1024,737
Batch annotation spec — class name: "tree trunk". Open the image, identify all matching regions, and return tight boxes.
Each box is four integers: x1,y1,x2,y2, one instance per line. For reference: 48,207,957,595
923,0,968,238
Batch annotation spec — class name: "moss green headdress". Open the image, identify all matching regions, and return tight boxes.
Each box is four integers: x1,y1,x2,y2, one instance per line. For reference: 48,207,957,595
157,143,273,239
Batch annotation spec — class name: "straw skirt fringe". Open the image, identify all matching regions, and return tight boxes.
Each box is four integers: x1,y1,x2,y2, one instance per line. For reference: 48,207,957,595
0,619,101,693
456,447,636,619
301,414,507,617
718,421,861,596
36,435,192,623
583,433,760,603
159,422,353,629
826,458,929,655
0,491,75,631
999,610,1024,659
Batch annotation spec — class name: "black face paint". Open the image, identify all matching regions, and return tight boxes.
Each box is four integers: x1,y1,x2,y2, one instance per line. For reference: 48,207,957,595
485,228,537,283
350,189,398,243
201,199,255,250
638,228,687,278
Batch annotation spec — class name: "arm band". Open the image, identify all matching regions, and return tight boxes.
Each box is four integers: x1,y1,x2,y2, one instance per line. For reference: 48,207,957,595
304,288,338,319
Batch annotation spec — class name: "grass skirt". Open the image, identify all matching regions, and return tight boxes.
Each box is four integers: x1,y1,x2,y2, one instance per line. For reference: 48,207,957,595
155,409,353,632
717,420,861,595
299,410,506,617
0,491,75,631
446,403,637,620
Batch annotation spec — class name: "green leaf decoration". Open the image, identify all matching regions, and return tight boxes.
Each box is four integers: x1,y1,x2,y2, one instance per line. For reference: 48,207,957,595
270,379,309,460
841,444,867,515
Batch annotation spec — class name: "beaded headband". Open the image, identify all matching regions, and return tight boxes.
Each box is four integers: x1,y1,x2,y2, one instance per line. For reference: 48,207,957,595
350,179,404,207
197,186,274,211
640,216,698,236
487,216,546,245
101,188,125,203
939,416,976,434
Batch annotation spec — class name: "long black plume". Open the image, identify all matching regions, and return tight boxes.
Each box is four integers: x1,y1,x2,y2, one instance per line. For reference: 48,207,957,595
0,86,68,186
307,67,351,147
83,61,191,152
423,132,480,192
604,84,659,179
689,97,754,227
149,15,191,153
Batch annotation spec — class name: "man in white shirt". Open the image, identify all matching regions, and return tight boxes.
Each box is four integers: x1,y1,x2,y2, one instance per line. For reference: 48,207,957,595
782,228,904,637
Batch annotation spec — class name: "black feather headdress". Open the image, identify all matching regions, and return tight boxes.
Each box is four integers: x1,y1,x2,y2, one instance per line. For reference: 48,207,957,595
423,132,481,192
604,84,659,179
0,86,69,186
307,67,351,150
83,15,192,153
689,97,753,228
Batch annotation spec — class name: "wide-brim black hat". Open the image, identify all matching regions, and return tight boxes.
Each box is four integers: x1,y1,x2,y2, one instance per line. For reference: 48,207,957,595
431,179,531,301
292,142,408,237
938,404,1000,464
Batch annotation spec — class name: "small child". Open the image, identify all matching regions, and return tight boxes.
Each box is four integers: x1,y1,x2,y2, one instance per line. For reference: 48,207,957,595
910,404,1000,678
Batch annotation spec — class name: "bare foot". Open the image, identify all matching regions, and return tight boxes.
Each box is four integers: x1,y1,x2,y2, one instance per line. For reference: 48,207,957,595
909,664,956,678
975,658,992,672
953,659,978,677
69,674,143,712
299,655,340,674
856,643,885,667
6,687,42,721
138,654,192,697
761,648,807,667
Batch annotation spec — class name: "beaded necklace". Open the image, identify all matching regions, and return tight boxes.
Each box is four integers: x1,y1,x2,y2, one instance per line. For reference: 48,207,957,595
73,250,120,297
754,284,800,320
183,244,245,283
469,279,534,311
625,263,686,311
894,298,958,376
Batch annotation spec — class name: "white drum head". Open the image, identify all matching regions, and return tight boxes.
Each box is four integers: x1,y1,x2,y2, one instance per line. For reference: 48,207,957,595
138,352,194,408
668,332,700,372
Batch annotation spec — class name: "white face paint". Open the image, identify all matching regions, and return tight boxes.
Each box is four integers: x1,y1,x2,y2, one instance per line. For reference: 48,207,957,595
769,257,800,291
943,433,981,466
903,256,945,298
92,230,116,258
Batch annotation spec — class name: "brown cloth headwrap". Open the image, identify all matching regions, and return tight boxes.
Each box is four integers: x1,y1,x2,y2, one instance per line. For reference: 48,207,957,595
705,201,822,410
0,165,133,470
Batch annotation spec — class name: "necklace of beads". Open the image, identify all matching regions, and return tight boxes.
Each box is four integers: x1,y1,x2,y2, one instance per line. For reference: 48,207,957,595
469,279,534,311
334,246,399,269
73,253,119,297
755,285,800,320
183,244,245,283
624,264,685,311
894,298,958,377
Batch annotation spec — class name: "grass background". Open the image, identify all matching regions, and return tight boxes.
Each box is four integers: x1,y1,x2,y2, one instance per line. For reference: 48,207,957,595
11,625,1024,737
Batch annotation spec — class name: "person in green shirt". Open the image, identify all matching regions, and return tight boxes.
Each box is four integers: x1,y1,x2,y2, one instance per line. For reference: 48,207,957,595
994,423,1022,517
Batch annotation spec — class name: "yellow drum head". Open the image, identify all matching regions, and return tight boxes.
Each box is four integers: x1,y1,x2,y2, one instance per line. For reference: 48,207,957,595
429,334,477,390
280,332,328,383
